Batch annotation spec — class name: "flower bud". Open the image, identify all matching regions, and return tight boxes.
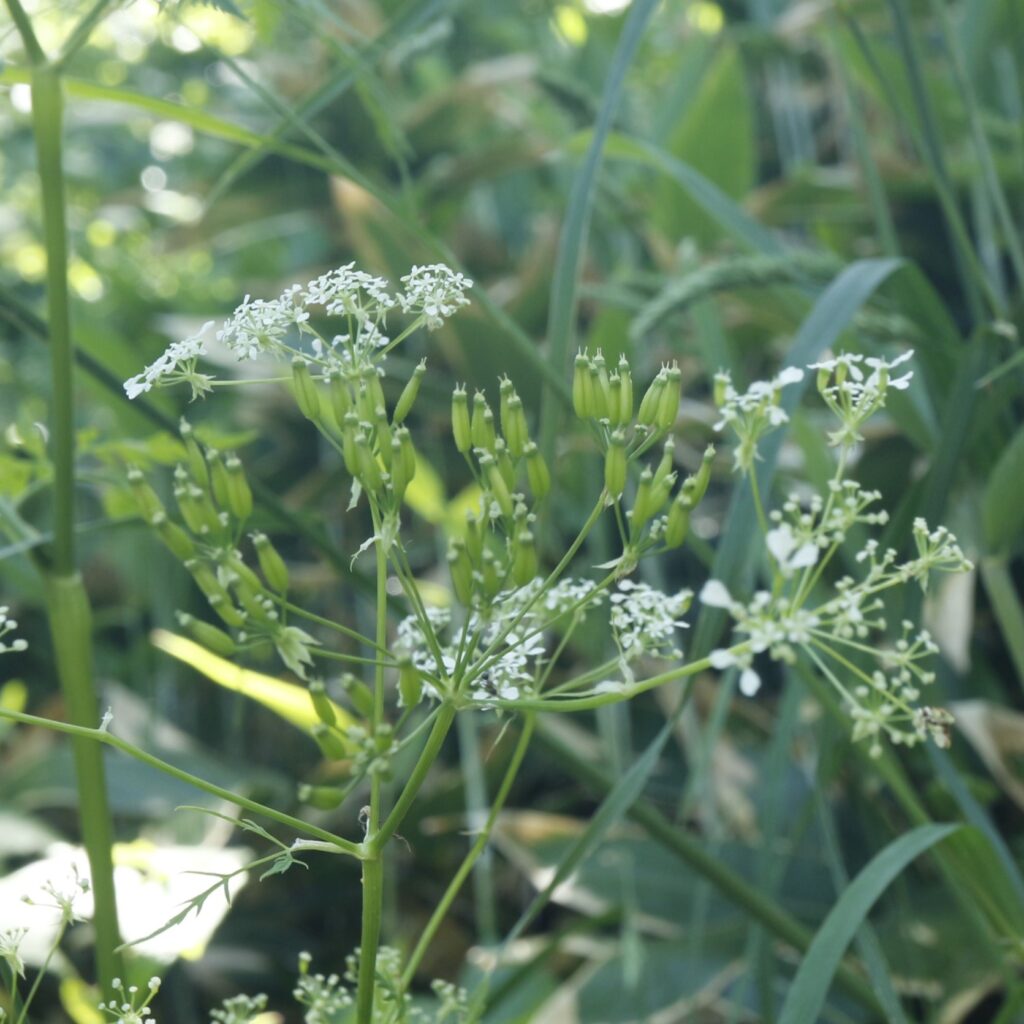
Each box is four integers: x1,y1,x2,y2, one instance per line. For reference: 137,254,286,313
127,467,164,520
179,419,209,489
664,493,692,549
292,359,321,421
151,512,195,561
604,430,628,499
655,364,682,431
572,352,590,419
308,679,336,726
448,539,475,606
312,723,348,760
524,442,550,499
298,784,345,810
393,359,426,424
452,386,472,453
252,532,289,593
511,530,538,586
397,655,423,707
176,612,236,656
341,673,374,718
224,455,252,521
471,392,497,452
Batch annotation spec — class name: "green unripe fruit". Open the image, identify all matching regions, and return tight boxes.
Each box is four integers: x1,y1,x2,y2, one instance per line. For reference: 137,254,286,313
341,413,361,476
448,539,475,607
328,373,352,425
224,455,252,521
151,512,195,561
298,784,345,810
511,530,538,586
309,679,337,726
502,394,529,457
127,468,164,520
471,392,497,452
449,385,471,452
464,512,484,565
481,454,514,518
607,375,624,427
394,359,426,424
312,723,348,760
682,445,715,505
179,419,209,489
588,363,608,420
655,365,682,430
630,468,656,533
252,532,290,593
652,438,676,493
524,442,550,499
397,655,423,707
206,449,232,509
617,356,633,423
176,612,236,656
355,436,383,492
664,494,692,549
637,371,667,427
341,673,374,718
292,359,321,421
572,352,590,419
604,430,628,499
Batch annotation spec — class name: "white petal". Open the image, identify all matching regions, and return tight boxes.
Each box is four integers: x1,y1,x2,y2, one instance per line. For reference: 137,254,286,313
792,541,820,570
709,648,737,669
776,366,804,386
699,580,733,609
766,525,795,564
739,668,762,697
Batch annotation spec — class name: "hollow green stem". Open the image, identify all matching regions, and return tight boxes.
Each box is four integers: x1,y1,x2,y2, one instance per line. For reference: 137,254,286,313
401,713,536,990
0,705,362,855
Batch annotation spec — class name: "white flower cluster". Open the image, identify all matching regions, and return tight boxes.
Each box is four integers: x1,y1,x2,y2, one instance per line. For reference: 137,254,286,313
712,366,804,470
294,952,352,1024
209,994,268,1024
701,508,971,753
0,606,27,654
124,262,472,400
811,350,913,447
0,928,26,979
22,867,89,925
609,580,692,660
99,977,161,1024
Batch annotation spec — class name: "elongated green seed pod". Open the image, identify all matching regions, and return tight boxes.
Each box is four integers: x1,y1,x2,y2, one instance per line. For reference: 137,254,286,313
482,455,514,518
127,468,164,520
464,511,484,565
151,512,195,561
206,450,232,509
224,455,252,521
448,539,475,606
397,656,423,707
682,444,715,505
252,532,289,593
617,356,633,423
524,442,550,499
631,468,655,533
341,673,374,719
312,723,348,760
177,612,236,656
341,413,361,476
652,438,676,493
452,386,472,453
329,372,352,425
572,352,590,419
511,530,538,586
637,371,666,426
394,359,427,424
179,419,209,488
292,359,321,421
503,394,529,457
309,679,337,726
298,784,345,810
471,392,497,451
656,364,682,430
604,430,628,499
664,493,692,549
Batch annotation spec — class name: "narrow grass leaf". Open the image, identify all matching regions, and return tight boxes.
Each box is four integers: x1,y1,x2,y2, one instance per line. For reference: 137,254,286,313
777,823,960,1024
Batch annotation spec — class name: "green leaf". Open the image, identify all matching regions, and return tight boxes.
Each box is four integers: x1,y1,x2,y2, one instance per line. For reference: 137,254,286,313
983,423,1024,552
777,823,960,1024
653,44,755,246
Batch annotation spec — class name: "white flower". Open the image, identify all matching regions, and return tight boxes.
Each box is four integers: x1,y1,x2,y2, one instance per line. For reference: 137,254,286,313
708,647,761,697
609,580,692,660
0,928,26,978
0,605,27,654
399,264,473,329
123,322,214,400
766,523,819,576
99,977,161,1024
699,580,735,610
712,366,804,471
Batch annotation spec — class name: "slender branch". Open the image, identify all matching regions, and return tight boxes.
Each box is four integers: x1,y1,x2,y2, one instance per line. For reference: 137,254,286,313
0,705,363,856
52,0,114,71
3,0,46,65
400,713,536,990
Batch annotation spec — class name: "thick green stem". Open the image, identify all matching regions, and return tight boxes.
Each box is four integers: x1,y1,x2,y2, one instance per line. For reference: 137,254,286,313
29,62,122,997
355,538,390,1023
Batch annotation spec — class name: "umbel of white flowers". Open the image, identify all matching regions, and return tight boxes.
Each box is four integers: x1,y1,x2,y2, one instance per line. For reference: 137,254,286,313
0,606,27,654
123,263,472,400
